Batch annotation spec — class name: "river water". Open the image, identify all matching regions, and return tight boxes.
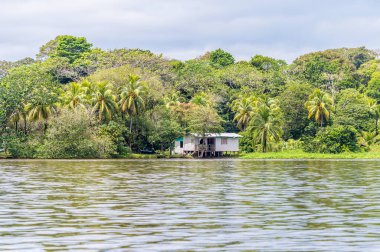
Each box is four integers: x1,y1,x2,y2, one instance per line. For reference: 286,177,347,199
0,160,379,251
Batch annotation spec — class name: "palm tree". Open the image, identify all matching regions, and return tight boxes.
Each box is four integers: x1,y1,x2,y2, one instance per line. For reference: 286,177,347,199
164,91,180,109
92,82,118,122
305,89,333,127
248,99,283,153
61,82,85,109
26,102,56,132
232,96,254,130
366,97,380,135
119,74,146,133
358,131,379,148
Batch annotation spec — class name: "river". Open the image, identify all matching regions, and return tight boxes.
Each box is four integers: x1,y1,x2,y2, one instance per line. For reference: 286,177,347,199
0,160,379,251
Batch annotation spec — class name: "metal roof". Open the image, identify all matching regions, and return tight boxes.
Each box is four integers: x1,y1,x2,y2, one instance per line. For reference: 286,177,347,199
190,133,243,138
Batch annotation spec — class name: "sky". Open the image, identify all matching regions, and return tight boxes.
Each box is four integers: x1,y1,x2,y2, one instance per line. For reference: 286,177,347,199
0,0,379,62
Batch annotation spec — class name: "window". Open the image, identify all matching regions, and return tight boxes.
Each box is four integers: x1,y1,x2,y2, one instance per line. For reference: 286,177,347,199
221,138,228,145
180,141,183,148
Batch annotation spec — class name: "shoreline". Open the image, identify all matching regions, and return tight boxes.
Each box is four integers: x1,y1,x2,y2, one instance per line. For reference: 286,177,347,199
2,149,380,161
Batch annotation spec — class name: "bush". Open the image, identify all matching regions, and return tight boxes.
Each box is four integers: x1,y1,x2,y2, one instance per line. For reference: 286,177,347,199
239,131,254,153
303,126,360,153
7,134,40,158
38,108,116,158
98,121,129,157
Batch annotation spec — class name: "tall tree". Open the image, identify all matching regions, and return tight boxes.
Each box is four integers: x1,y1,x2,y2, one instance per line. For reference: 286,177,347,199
61,82,85,109
305,89,334,127
366,97,380,135
38,35,92,63
119,74,146,133
91,82,117,122
209,49,235,68
248,98,283,152
232,96,254,130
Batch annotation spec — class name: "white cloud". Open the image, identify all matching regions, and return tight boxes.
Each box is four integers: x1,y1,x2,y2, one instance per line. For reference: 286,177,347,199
0,0,379,62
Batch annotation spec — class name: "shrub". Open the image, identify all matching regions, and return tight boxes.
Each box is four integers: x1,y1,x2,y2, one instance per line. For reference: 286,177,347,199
239,131,254,153
7,134,40,158
38,108,116,158
98,121,129,157
303,126,360,153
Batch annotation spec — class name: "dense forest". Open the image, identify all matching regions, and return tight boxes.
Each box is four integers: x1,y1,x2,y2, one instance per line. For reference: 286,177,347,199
0,35,379,158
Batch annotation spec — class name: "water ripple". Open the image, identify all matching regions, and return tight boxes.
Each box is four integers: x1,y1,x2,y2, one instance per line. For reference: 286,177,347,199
0,160,379,251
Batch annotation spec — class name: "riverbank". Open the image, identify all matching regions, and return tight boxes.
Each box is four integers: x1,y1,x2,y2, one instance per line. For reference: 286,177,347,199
241,149,380,159
2,149,380,159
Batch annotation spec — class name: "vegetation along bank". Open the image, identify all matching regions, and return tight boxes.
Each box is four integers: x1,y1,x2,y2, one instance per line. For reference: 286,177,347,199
1,35,380,159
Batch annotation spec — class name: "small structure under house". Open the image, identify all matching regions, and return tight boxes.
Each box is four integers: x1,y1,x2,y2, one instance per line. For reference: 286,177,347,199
174,133,242,158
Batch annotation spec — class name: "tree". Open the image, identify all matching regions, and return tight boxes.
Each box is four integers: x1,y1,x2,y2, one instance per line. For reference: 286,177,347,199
305,89,333,127
334,89,372,132
91,82,118,122
250,55,286,72
61,82,85,109
366,97,380,135
38,35,92,63
358,131,379,149
232,96,254,130
39,108,115,158
119,74,146,133
186,106,223,135
366,71,380,101
148,106,182,155
279,82,313,139
248,98,283,152
303,126,359,153
209,49,235,68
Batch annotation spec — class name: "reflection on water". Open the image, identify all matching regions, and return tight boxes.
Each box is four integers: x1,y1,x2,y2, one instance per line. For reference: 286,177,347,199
0,160,379,251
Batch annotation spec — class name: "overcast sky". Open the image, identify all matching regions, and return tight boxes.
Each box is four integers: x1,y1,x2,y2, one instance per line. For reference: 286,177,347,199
0,0,379,62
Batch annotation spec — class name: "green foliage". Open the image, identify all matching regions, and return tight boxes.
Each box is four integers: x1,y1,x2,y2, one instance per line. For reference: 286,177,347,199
209,49,235,68
279,82,313,139
98,121,129,156
39,109,115,158
290,48,374,89
7,134,39,158
38,35,92,63
186,105,224,135
305,89,334,127
239,130,254,153
250,55,286,72
1,35,378,158
366,71,380,101
334,89,372,132
303,126,359,153
147,106,182,154
248,97,283,152
175,59,220,97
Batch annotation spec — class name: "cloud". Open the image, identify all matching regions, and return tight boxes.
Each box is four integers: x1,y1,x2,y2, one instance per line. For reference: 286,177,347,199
0,0,379,62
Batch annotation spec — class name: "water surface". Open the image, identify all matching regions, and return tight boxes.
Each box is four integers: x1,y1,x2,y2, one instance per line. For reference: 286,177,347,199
0,160,379,251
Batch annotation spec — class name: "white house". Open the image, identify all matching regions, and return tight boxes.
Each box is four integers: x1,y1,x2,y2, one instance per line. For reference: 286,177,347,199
174,133,242,157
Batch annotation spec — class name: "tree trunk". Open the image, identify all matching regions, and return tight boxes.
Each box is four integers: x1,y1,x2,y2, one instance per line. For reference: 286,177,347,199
263,130,267,153
15,121,18,132
24,119,27,135
129,117,133,133
376,116,379,136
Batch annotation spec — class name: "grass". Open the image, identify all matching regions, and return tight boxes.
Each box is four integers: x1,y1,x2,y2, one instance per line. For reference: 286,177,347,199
241,148,380,159
122,153,188,159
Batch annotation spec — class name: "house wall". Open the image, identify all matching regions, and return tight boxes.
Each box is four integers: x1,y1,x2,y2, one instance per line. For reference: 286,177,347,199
174,140,183,154
183,136,195,151
175,136,240,154
174,136,195,154
215,137,240,152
